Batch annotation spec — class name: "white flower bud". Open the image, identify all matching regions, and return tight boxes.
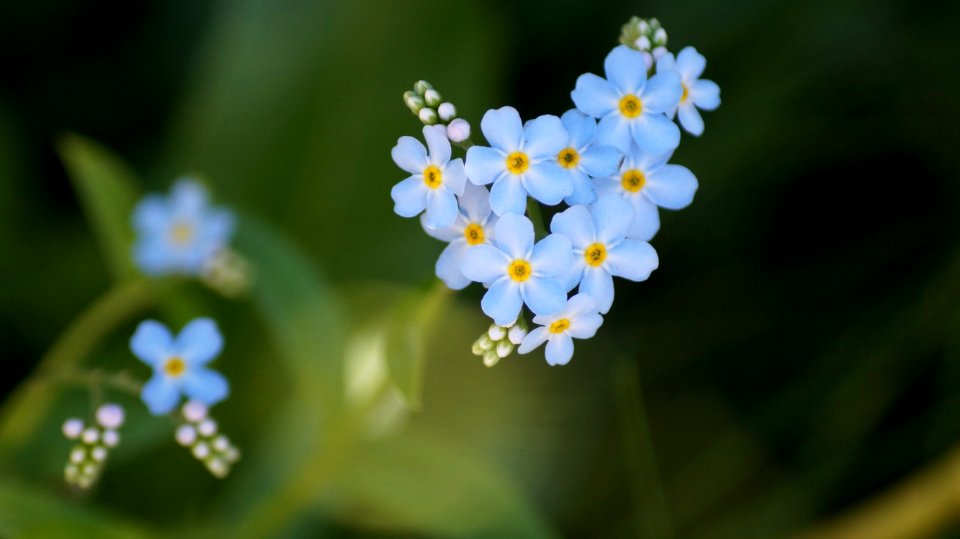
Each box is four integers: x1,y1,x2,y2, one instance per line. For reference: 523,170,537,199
77,476,94,489
81,428,99,445
496,339,513,358
82,463,97,477
653,28,667,45
192,442,210,460
70,447,86,464
62,418,84,439
206,458,229,478
508,324,527,345
212,435,229,452
418,108,439,125
176,425,197,446
225,447,241,463
642,52,654,71
482,350,500,367
477,334,495,351
96,403,125,429
638,20,650,34
652,46,668,60
183,400,208,423
471,340,485,356
413,80,433,96
437,102,457,121
198,419,218,437
91,446,107,462
102,429,120,447
446,118,471,142
488,324,506,341
635,35,651,51
423,89,442,108
64,464,79,481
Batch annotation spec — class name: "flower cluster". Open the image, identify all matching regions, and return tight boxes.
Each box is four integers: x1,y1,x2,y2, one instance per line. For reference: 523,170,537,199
403,80,471,143
61,403,124,489
174,400,241,478
389,17,720,366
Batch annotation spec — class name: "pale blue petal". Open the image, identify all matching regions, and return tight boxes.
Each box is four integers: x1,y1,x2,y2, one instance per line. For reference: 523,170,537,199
564,169,598,206
560,109,597,149
141,375,181,415
461,244,509,283
465,146,507,186
420,213,461,242
550,205,595,248
442,159,467,195
423,124,451,165
571,74,619,118
606,239,659,282
175,317,223,366
565,293,598,318
171,180,208,217
424,189,460,229
568,313,603,339
130,320,174,366
480,106,524,152
523,115,567,158
199,209,235,245
594,176,620,198
691,79,721,110
596,113,632,153
132,195,169,233
181,368,229,405
392,136,428,174
628,195,661,241
645,164,698,210
435,241,471,290
558,261,585,292
517,327,550,355
488,176,527,216
530,234,573,277
678,103,704,136
630,114,680,155
579,145,622,178
133,240,171,276
482,279,524,326
604,45,647,94
677,46,706,79
521,276,567,316
580,268,615,314
390,177,428,218
494,213,535,259
545,335,574,366
591,194,633,244
642,71,683,113
656,52,678,73
459,182,492,223
523,162,573,206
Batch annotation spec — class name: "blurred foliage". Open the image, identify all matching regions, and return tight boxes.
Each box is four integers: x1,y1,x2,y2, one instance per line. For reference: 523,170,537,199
1,0,960,538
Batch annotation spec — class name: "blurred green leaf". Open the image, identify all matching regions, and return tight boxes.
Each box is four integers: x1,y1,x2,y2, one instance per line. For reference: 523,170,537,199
57,134,141,281
384,283,451,409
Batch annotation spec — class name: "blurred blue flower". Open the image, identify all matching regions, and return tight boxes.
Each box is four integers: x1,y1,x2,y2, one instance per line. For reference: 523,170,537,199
464,106,573,216
556,110,623,206
572,45,683,155
517,293,604,366
460,213,572,325
131,179,235,277
391,124,467,229
656,47,721,136
595,143,699,241
130,318,229,415
421,182,499,290
551,195,659,313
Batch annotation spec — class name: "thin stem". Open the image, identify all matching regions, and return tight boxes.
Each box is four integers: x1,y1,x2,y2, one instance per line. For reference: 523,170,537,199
451,138,474,151
526,198,549,239
56,368,144,399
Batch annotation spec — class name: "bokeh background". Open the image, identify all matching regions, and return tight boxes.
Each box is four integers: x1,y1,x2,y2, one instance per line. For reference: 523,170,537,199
2,0,960,538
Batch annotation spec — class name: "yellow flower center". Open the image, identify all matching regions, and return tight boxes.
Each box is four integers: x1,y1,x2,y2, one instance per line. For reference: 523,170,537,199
423,165,443,189
170,222,194,245
584,243,607,267
463,223,485,245
619,95,643,118
621,169,646,193
164,356,187,378
557,147,580,169
508,259,532,282
505,151,530,174
549,318,570,334
680,82,689,103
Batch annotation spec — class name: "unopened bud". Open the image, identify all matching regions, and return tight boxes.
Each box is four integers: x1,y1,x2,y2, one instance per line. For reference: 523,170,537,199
183,401,208,423
446,118,471,142
477,334,495,351
102,429,120,448
419,108,439,125
81,428,99,445
642,52,654,71
508,324,527,345
482,350,500,367
496,339,514,358
437,102,457,121
404,91,425,113
652,46,668,60
96,403,125,429
414,80,433,96
62,419,84,439
635,35,651,51
198,419,218,437
193,442,210,460
176,424,197,446
91,446,107,462
488,324,506,341
653,28,667,46
423,89,442,108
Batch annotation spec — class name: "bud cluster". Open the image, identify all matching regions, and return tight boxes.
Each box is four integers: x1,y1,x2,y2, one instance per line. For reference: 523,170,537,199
201,247,252,298
174,400,240,478
402,80,471,143
471,318,528,367
619,17,669,69
62,403,124,489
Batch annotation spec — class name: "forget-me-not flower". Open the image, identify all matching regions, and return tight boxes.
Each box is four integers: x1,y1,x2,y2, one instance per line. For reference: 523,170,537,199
464,107,574,216
656,47,721,136
556,110,623,205
130,318,229,415
517,293,604,366
421,182,499,290
572,45,683,155
460,213,572,325
596,143,698,241
551,195,659,313
391,124,467,229
132,179,235,277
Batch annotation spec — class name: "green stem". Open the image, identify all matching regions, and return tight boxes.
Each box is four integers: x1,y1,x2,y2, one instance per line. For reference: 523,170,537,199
452,138,474,151
54,368,144,399
526,198,549,239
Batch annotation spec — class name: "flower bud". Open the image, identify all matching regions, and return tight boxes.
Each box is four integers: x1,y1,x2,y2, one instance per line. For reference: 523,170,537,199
508,324,527,345
62,418,84,439
477,334,495,351
437,102,457,121
652,46,668,60
193,442,210,460
96,403,125,429
418,108,439,125
635,35,651,51
653,28,667,46
183,400,208,423
176,424,197,446
404,91,425,114
102,429,120,447
488,324,506,341
482,350,500,367
496,339,514,358
423,89,442,108
91,446,107,462
413,80,433,96
81,428,99,445
198,418,218,437
446,118,471,142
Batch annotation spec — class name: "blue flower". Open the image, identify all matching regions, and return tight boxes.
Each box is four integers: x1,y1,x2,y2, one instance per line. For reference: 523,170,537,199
572,45,683,155
460,213,572,325
656,47,721,136
556,110,623,205
132,179,235,277
595,143,699,241
391,124,467,229
464,107,574,216
130,318,229,415
517,293,604,366
551,195,659,313
421,182,499,290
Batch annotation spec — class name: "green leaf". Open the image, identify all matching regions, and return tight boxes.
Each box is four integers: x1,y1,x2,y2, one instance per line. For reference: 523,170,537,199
57,133,141,281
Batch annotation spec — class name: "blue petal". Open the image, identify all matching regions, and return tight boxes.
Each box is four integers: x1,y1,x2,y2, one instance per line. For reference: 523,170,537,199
130,320,174,366
606,239,659,282
565,169,598,206
420,213,461,242
391,136,428,174
596,113,632,153
198,208,235,245
133,239,171,276
558,260,586,292
423,124,451,165
523,162,573,206
521,276,567,316
550,204,595,248
181,368,229,405
424,189,459,229
465,146,507,186
568,313,603,339
481,279,524,326
517,326,550,355
678,103,705,136
645,164,698,210
390,177,428,218
459,182,492,223
630,114,680,156
692,79,721,110
461,244,509,283
132,195,170,233
442,159,467,196
494,213,535,259
641,71,683,113
545,334,574,366
604,45,648,94
488,175,527,216
171,180,209,216
628,195,661,241
435,241,471,290
656,52,678,73
141,375,181,415
565,293,598,318
571,74,619,118
579,145,622,178
531,234,573,277
175,317,223,366
580,267,615,314
591,194,633,244
480,106,524,152
560,109,597,149
523,115,567,158
677,46,706,79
